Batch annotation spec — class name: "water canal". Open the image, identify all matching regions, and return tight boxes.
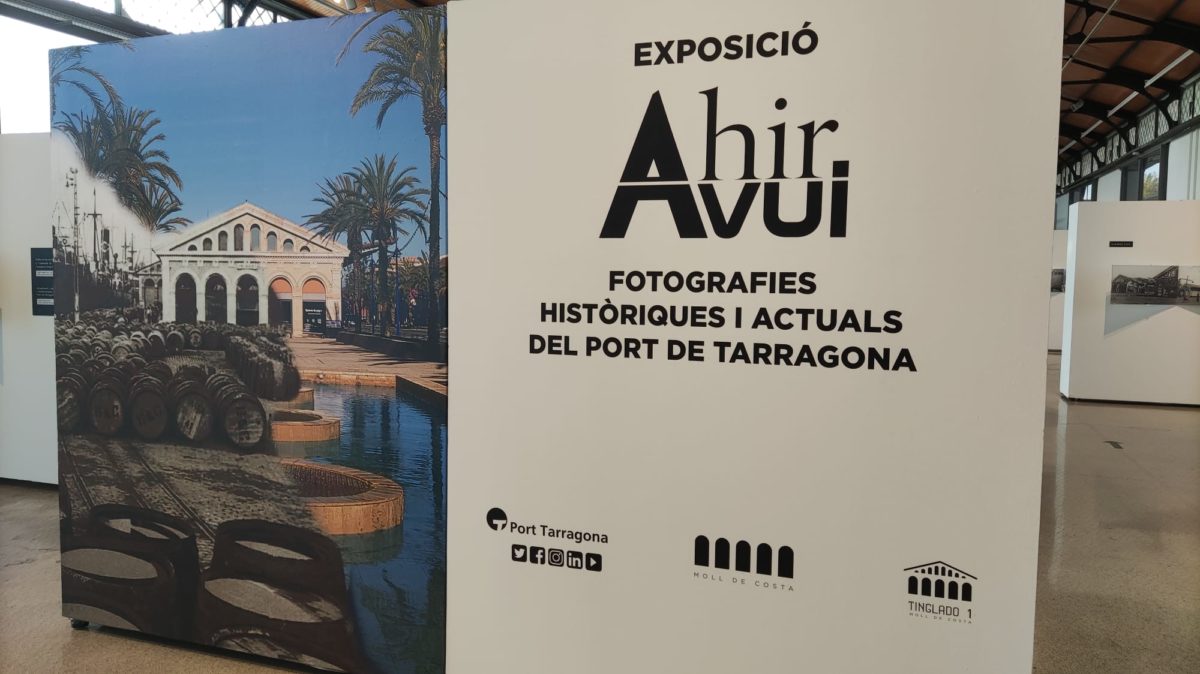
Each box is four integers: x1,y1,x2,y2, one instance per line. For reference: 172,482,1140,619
309,384,447,674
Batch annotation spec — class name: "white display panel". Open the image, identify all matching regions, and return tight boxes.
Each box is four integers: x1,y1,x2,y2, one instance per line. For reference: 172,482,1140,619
447,1,1059,672
0,132,57,483
1061,201,1200,405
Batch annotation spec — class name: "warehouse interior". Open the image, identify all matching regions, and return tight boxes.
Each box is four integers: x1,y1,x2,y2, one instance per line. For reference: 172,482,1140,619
0,1,1198,672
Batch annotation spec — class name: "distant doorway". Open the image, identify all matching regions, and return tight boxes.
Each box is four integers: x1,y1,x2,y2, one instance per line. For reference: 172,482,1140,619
302,278,326,333
269,277,293,330
236,275,259,326
175,274,196,323
205,274,227,324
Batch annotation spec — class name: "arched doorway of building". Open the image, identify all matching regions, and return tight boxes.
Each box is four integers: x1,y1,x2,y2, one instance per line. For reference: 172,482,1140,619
268,278,293,331
236,274,259,326
302,278,327,333
143,278,159,306
175,274,197,323
205,274,228,323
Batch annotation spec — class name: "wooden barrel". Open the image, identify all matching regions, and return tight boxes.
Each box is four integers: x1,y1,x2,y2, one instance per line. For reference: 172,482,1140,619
214,388,267,451
88,376,127,436
201,329,223,351
145,361,173,381
111,340,133,360
165,330,185,354
147,331,167,358
61,505,200,640
168,378,213,443
129,376,169,441
277,364,301,401
185,327,203,349
56,374,87,433
80,359,102,383
173,394,214,443
195,519,359,672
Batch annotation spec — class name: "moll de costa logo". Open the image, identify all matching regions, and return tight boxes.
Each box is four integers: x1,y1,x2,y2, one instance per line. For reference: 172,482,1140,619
905,561,976,624
693,535,794,593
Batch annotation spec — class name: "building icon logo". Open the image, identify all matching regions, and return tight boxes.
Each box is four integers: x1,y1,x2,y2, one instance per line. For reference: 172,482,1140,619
904,561,976,624
694,536,794,578
904,561,974,602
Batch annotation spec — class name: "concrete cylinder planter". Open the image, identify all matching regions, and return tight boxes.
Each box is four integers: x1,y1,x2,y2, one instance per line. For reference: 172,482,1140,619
266,387,315,410
281,459,404,535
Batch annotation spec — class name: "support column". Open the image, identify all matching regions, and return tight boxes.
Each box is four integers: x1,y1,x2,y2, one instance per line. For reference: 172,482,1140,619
258,281,269,326
162,261,174,322
226,275,236,325
291,290,303,337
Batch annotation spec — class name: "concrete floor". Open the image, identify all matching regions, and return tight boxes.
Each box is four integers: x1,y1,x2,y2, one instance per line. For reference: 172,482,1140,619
1,354,1198,673
1033,355,1200,672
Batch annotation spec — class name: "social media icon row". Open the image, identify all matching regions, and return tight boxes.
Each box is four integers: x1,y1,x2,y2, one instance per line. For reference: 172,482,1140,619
512,545,602,572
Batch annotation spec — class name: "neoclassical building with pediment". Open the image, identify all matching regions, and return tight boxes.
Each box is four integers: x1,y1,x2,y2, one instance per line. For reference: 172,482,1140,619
155,202,349,337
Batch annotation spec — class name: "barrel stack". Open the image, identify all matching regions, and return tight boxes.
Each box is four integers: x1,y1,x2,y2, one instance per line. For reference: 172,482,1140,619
54,313,290,453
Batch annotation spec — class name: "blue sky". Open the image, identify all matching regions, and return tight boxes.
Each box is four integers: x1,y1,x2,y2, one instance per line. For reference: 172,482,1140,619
53,12,446,255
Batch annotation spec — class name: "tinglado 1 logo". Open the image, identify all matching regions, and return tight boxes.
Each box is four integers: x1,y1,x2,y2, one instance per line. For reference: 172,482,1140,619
601,88,850,240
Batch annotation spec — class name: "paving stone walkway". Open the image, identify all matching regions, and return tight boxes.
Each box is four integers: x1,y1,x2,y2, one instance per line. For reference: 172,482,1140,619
286,336,447,398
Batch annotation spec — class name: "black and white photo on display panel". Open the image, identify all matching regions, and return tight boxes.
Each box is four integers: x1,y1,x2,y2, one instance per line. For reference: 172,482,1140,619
1110,265,1200,305
1051,268,1066,294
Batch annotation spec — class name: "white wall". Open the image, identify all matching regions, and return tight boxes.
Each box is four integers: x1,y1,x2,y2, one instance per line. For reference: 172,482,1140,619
1166,131,1195,201
1048,229,1068,350
1061,201,1200,405
0,133,58,483
1096,169,1121,201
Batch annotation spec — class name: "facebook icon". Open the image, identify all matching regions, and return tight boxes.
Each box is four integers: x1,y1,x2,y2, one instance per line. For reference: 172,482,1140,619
529,546,547,565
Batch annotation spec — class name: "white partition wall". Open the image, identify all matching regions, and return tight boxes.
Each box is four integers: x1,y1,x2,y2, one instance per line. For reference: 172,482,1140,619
1061,201,1200,405
1049,229,1068,350
0,132,57,483
1096,170,1122,201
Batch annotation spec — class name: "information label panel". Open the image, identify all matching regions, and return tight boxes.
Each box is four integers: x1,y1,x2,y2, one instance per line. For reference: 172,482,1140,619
30,248,54,316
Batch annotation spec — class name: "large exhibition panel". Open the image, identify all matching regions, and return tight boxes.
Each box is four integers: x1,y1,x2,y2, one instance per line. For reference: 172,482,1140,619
48,9,446,673
447,1,1059,672
32,0,1060,672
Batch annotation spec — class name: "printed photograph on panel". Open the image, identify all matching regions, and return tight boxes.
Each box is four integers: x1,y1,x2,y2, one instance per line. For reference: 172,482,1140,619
1110,265,1200,305
1051,268,1066,294
50,8,446,673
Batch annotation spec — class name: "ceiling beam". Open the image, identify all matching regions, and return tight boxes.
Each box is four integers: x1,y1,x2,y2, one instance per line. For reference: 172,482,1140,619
1062,97,1140,124
1067,20,1200,53
1063,0,1156,29
0,0,166,41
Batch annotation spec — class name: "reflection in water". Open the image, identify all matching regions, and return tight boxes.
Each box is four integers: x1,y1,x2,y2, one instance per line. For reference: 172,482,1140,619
312,385,447,674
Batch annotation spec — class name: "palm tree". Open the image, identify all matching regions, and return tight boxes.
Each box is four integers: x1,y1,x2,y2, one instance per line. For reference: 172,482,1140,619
55,104,184,231
347,154,428,335
50,45,124,119
305,173,369,329
104,106,183,211
54,111,110,177
344,7,446,349
128,183,191,232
